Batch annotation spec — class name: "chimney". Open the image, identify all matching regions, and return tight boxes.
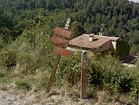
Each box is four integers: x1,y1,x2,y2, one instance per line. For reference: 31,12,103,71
89,34,95,41
99,32,103,36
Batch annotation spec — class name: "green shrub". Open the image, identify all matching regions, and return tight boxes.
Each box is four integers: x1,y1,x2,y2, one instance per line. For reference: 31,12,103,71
89,55,121,88
88,55,138,95
137,57,139,68
0,36,4,49
14,27,53,75
15,80,31,91
116,40,130,57
0,50,17,69
57,52,81,86
88,65,104,87
0,72,5,78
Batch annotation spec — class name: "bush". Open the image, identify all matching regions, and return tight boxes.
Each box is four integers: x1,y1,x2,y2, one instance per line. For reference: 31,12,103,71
0,49,17,69
14,27,53,75
88,55,139,94
116,40,130,57
0,72,5,78
136,56,139,68
57,52,81,86
15,79,31,91
56,53,138,98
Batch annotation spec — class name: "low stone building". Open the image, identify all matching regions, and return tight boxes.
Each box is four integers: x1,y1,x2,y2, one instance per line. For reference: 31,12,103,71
67,34,119,52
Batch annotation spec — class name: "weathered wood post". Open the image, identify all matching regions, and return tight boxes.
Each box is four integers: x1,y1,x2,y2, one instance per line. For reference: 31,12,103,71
80,51,87,99
137,91,139,105
46,27,72,93
46,55,61,93
137,83,139,105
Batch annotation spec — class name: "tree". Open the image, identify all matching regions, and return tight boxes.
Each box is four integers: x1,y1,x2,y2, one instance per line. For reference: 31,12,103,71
129,30,139,55
70,21,85,38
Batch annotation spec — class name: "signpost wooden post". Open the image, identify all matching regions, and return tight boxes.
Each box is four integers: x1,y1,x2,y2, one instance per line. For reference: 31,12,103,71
80,51,87,99
46,27,72,93
137,86,139,105
46,55,61,93
47,27,87,99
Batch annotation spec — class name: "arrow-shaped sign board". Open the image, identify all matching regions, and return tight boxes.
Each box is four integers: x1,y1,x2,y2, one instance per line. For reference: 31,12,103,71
53,27,71,39
50,36,69,47
53,47,73,57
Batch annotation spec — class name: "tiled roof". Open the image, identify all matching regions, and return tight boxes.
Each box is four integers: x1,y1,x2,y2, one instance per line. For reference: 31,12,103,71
69,34,118,52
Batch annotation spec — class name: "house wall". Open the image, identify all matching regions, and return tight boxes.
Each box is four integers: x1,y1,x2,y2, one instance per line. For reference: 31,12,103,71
97,40,114,52
112,41,117,50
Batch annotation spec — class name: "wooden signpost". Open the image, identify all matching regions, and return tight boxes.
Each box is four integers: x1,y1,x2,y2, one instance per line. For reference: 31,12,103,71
46,27,73,93
50,36,69,46
46,55,61,93
47,26,87,99
53,47,73,57
137,88,139,105
80,51,87,99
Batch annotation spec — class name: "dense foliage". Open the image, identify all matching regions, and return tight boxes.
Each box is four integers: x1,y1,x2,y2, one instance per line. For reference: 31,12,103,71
0,0,139,54
57,54,139,103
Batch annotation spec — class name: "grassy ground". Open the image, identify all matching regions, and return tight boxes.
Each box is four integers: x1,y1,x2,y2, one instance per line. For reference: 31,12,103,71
0,69,137,105
0,52,138,105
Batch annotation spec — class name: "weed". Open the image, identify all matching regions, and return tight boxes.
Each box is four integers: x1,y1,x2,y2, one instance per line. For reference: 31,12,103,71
0,72,5,78
15,79,31,91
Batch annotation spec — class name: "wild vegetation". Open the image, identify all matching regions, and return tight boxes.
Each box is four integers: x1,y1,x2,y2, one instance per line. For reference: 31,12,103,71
0,0,139,104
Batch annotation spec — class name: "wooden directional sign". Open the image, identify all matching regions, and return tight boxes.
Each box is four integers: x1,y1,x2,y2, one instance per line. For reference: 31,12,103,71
53,27,71,39
50,36,69,46
51,28,73,57
47,27,87,99
53,47,73,57
46,27,73,93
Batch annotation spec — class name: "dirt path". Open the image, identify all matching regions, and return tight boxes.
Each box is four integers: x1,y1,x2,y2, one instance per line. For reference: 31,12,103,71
0,86,124,105
0,90,35,105
0,89,94,105
0,90,18,105
0,91,9,105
